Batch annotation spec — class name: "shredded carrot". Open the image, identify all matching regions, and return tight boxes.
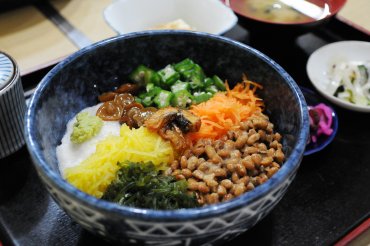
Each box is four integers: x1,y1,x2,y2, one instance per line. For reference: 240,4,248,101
187,79,264,142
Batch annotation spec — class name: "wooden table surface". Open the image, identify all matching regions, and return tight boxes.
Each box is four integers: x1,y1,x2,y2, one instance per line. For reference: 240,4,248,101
337,0,370,36
0,0,115,76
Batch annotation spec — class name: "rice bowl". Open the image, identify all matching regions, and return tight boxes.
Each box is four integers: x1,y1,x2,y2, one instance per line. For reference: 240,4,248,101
25,31,309,245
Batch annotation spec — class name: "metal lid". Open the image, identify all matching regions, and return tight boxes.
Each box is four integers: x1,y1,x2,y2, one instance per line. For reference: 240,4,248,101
0,52,15,92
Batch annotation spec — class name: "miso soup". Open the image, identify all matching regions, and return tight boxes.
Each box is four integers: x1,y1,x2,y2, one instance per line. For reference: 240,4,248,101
229,0,331,24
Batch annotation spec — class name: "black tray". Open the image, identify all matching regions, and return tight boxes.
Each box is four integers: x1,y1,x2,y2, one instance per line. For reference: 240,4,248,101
1,18,370,246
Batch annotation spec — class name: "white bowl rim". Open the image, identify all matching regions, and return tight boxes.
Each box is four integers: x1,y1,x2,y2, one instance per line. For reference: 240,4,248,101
306,40,370,113
103,0,238,35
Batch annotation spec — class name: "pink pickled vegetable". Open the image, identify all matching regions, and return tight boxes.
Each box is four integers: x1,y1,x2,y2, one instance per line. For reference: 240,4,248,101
308,103,333,143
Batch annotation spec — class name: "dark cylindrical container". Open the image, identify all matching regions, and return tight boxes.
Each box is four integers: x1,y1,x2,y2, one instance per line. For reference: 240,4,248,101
0,52,26,158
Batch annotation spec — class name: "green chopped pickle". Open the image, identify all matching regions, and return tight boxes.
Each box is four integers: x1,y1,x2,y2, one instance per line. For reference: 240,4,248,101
192,92,213,104
158,65,180,86
171,81,190,93
204,77,214,88
129,65,161,86
171,90,192,108
70,112,103,144
206,85,219,94
154,90,173,108
174,58,195,73
213,75,226,91
130,58,227,108
102,161,199,209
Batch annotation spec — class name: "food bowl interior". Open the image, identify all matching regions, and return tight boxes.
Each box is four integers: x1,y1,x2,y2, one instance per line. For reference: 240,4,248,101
27,31,308,214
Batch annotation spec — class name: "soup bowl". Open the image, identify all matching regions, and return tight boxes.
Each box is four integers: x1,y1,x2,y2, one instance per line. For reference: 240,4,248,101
25,31,309,245
223,0,347,36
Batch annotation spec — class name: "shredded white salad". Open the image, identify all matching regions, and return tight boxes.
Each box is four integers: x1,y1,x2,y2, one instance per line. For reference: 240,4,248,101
329,61,370,106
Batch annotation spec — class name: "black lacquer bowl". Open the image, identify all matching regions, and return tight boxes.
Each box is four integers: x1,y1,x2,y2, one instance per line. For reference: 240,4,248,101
25,31,309,245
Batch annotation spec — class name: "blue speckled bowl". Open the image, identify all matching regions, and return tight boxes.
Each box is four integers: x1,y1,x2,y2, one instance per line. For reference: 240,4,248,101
25,31,309,245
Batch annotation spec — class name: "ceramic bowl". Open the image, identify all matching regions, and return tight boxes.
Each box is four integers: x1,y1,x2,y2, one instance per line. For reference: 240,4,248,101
104,0,238,35
300,87,338,156
25,31,309,245
307,41,370,113
223,0,347,35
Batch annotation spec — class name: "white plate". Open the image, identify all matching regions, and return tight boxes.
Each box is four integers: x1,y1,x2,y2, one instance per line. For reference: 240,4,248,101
104,0,238,35
307,41,370,112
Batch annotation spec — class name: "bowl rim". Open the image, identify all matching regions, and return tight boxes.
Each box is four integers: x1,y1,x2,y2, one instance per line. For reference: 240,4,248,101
223,0,347,26
104,0,238,35
306,40,370,113
25,30,309,221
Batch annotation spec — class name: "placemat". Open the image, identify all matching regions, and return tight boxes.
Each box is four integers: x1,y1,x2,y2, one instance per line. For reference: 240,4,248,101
337,0,370,35
0,0,115,76
51,0,116,43
0,5,77,75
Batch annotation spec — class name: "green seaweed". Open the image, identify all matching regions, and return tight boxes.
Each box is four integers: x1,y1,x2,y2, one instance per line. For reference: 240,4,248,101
102,161,199,210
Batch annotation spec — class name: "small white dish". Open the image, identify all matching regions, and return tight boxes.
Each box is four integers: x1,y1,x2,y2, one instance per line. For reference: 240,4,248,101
104,0,238,35
306,41,370,113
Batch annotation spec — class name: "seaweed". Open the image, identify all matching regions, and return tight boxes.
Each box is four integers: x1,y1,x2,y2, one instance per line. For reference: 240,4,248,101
102,161,199,209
